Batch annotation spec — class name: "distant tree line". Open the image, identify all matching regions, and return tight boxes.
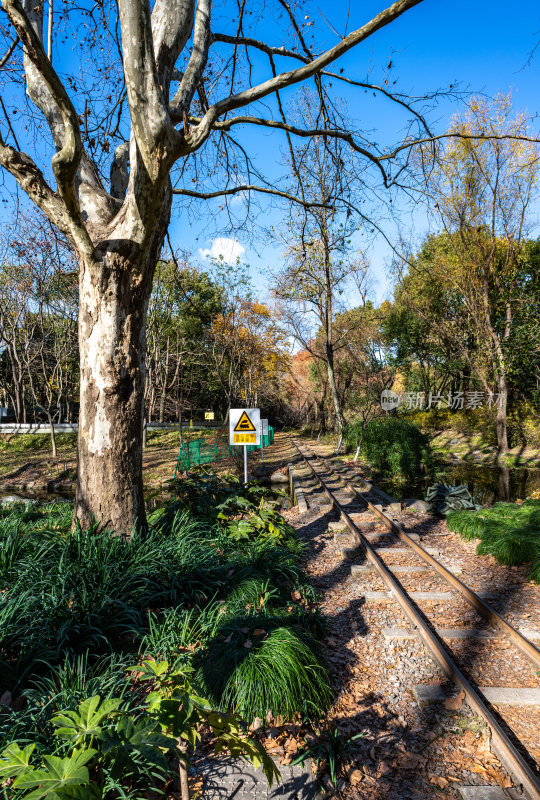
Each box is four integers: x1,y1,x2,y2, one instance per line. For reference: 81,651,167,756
0,219,288,438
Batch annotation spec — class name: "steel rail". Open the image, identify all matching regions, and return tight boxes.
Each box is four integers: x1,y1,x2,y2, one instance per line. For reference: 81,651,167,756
304,443,540,672
290,439,540,799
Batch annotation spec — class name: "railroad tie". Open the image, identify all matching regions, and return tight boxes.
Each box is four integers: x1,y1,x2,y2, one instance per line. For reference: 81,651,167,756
351,564,427,576
383,627,503,641
363,590,454,601
413,684,540,707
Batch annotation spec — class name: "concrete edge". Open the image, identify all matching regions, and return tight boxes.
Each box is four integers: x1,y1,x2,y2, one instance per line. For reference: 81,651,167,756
289,464,309,514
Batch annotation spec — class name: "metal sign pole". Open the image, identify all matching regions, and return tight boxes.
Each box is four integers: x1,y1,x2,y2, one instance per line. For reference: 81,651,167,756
243,445,248,484
261,421,264,462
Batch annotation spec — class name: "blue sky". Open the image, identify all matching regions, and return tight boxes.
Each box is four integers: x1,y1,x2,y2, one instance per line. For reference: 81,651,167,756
173,0,540,304
1,0,540,306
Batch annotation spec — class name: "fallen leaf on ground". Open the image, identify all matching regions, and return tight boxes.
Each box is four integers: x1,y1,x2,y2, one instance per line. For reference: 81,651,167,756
444,691,465,710
428,774,448,788
348,768,363,785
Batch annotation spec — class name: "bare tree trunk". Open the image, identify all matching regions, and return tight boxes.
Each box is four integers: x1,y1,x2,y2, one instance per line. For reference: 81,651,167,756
159,337,169,423
326,349,342,435
498,465,510,502
49,412,57,458
496,375,508,453
177,740,190,800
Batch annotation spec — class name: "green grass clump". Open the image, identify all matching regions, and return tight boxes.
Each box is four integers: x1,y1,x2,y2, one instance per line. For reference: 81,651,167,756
345,416,433,480
446,509,485,540
198,616,332,722
447,499,540,579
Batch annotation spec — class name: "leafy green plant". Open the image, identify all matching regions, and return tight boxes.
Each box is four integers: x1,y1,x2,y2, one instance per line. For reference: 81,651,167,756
0,470,327,799
1,662,280,800
198,617,332,722
0,741,98,800
135,659,280,795
0,691,173,800
139,604,223,660
224,507,297,545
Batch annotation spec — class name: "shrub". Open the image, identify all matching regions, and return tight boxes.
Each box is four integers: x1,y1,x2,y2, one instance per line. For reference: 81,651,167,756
198,616,332,722
447,499,540,579
346,416,433,480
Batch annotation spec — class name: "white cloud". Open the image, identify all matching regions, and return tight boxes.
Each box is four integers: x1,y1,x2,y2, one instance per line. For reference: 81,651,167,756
199,237,245,264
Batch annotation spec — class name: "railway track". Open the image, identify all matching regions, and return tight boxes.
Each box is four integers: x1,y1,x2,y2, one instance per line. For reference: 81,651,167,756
290,438,540,800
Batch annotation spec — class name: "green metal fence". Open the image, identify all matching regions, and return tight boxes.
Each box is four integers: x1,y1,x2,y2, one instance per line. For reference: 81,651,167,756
247,424,274,452
173,426,274,476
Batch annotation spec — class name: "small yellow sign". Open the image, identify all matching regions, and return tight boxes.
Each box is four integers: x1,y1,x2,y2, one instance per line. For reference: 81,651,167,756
234,410,256,432
233,433,257,444
205,411,215,420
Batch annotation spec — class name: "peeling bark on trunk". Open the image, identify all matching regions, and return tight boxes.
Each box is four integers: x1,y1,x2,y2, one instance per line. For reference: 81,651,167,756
75,257,149,534
74,193,170,535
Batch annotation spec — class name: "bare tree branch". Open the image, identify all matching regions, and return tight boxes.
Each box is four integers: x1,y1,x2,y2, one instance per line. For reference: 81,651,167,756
171,0,211,114
0,134,94,260
172,182,336,208
117,0,177,171
3,0,83,216
186,112,390,183
0,35,19,69
151,0,194,95
211,30,431,134
186,0,423,149
382,131,540,160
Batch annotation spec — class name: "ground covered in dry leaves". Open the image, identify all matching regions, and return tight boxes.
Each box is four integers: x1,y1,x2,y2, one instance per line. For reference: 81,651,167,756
265,434,539,799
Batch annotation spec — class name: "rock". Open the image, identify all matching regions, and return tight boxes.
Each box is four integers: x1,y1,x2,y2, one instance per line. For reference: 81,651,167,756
250,717,263,731
0,690,13,706
450,438,461,446
403,498,430,513
388,501,402,513
270,471,288,484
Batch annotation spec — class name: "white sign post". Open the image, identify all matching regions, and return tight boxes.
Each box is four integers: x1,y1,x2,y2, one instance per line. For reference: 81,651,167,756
260,419,269,462
229,408,261,484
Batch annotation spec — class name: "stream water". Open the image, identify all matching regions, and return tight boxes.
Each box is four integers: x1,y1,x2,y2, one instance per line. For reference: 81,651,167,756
378,463,540,506
4,464,535,511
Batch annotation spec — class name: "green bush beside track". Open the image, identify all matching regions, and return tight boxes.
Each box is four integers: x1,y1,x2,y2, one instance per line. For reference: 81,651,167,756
345,416,434,480
447,498,540,582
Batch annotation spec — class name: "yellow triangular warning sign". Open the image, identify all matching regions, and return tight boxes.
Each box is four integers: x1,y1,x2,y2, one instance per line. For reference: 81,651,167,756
234,411,256,432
